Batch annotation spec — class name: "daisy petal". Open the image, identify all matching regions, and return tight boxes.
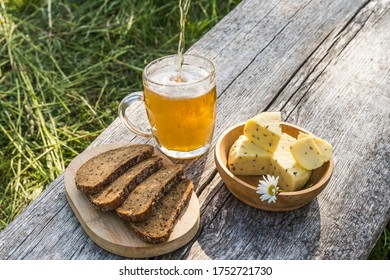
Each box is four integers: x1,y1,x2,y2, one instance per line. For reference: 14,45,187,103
260,194,271,201
257,175,280,203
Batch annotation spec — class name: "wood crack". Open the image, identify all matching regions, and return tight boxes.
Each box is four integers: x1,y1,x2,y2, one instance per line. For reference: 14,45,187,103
195,168,217,197
283,52,334,121
334,0,372,38
217,18,294,99
334,3,376,59
2,0,389,260
266,30,334,112
273,0,383,119
2,229,32,260
17,201,68,259
372,2,390,25
206,192,232,227
69,233,88,260
211,0,284,63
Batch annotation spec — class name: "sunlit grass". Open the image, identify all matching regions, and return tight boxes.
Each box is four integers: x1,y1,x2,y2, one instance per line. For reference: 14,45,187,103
0,0,387,260
368,228,390,260
0,0,240,229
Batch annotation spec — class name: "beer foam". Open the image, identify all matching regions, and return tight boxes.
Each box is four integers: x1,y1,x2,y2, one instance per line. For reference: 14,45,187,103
150,65,209,85
147,65,213,98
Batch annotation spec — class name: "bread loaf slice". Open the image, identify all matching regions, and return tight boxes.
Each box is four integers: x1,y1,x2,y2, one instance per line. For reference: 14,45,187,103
116,164,184,222
130,179,194,244
75,144,153,194
90,156,163,211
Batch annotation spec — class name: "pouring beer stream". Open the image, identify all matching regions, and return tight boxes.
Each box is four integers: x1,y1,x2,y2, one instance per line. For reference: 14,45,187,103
176,0,191,83
119,0,216,159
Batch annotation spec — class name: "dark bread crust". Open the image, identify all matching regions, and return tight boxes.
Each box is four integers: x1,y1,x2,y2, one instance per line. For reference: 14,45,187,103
74,145,195,245
129,179,194,244
90,156,163,211
116,164,184,222
75,145,153,195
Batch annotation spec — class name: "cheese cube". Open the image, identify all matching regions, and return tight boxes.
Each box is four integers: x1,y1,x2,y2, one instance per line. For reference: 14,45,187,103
290,137,324,170
244,112,282,153
269,133,311,192
297,132,333,162
228,135,271,175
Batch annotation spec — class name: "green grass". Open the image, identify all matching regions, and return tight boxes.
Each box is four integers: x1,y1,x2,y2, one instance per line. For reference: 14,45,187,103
0,0,388,260
0,0,239,230
368,228,390,260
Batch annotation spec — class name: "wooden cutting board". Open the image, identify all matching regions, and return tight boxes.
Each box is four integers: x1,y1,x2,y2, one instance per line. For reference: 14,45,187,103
64,142,200,258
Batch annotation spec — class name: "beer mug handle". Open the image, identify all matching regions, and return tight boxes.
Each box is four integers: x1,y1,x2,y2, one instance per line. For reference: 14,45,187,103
118,91,153,138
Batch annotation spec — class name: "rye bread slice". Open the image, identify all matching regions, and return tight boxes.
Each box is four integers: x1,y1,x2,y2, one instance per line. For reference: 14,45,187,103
75,144,153,195
116,164,184,222
130,179,194,244
90,156,163,211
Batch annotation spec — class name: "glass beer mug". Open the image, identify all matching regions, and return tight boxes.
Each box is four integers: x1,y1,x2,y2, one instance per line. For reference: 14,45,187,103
119,54,216,159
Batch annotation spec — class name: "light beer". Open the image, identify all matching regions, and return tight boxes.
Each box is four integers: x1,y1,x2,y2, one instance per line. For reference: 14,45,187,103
119,54,216,159
118,2,216,158
144,64,216,152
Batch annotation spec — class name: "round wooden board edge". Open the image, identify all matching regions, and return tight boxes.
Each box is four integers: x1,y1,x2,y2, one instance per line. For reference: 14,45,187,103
64,142,201,258
65,191,200,258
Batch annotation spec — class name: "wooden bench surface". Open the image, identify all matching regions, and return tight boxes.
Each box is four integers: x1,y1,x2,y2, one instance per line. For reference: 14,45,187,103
0,0,389,260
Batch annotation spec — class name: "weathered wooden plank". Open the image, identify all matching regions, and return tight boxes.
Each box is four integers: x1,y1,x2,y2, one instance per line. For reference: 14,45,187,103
183,0,373,188
68,0,372,192
152,0,390,260
0,0,388,260
167,0,390,260
0,174,124,260
286,2,390,259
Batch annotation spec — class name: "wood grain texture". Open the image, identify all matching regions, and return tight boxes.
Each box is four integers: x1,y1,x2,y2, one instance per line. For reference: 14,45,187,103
214,122,333,211
0,0,389,260
64,143,200,258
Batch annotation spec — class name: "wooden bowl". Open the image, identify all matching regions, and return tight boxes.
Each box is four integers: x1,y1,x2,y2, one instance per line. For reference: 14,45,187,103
214,122,334,212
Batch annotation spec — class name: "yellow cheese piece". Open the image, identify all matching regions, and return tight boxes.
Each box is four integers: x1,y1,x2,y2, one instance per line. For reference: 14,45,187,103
269,133,312,192
290,137,324,170
244,112,282,153
228,135,271,176
297,132,333,162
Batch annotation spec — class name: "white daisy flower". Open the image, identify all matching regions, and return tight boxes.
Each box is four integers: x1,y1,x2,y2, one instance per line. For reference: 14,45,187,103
256,175,280,203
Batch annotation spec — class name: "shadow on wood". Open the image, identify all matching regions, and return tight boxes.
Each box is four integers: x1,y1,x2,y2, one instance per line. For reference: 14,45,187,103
194,186,321,259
